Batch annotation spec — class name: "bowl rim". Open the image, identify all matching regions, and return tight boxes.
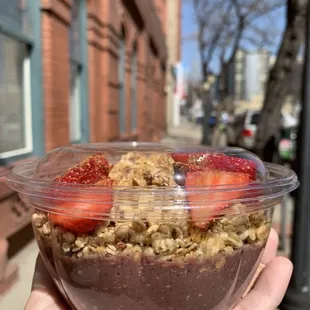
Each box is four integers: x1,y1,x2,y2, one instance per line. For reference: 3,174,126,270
3,143,299,220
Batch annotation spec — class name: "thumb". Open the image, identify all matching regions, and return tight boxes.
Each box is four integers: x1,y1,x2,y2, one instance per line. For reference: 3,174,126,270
25,255,66,310
234,257,293,310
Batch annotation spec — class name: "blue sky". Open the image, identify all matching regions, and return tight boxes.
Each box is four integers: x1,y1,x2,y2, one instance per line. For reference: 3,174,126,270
181,1,286,79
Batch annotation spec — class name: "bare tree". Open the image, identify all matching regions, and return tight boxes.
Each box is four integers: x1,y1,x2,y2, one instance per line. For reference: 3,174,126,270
192,0,285,144
255,0,307,160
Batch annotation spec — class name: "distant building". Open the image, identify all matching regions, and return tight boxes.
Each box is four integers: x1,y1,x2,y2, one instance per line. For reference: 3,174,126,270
231,49,303,115
225,48,271,111
163,0,182,128
245,49,270,102
225,49,247,104
231,49,247,101
269,55,276,68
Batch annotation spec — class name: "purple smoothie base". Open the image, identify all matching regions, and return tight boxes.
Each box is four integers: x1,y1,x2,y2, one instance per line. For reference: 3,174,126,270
38,238,264,310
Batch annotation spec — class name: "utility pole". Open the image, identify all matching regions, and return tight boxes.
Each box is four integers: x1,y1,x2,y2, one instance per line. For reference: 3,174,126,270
280,3,310,309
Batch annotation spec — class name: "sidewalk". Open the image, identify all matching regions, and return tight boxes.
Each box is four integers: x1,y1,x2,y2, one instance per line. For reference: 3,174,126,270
272,196,294,257
165,119,202,143
0,240,38,310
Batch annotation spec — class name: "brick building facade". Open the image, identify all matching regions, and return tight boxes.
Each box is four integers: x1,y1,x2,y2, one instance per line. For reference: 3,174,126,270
42,0,167,151
0,0,172,259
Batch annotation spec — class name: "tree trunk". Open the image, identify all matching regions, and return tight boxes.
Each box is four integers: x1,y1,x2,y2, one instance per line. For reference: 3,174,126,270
201,89,211,145
219,63,228,106
255,0,307,159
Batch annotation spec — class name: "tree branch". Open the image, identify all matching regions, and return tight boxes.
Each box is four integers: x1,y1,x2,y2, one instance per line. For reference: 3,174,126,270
202,2,234,72
226,17,245,65
245,0,285,26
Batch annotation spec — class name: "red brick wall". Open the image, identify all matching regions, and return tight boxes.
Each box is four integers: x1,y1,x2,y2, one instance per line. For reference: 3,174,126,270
159,63,167,136
40,0,167,149
41,0,71,151
86,0,166,143
154,0,166,34
87,0,110,142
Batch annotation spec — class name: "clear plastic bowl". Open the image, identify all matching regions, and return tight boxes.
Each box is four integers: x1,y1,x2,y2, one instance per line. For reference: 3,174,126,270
5,143,298,310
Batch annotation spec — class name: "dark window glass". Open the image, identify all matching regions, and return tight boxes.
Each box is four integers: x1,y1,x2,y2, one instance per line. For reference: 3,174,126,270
251,113,260,125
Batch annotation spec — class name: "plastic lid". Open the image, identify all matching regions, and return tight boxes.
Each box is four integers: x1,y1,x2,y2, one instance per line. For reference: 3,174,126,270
5,143,299,221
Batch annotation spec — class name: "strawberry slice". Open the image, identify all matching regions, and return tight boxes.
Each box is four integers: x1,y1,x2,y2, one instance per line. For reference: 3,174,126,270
50,153,113,233
171,152,206,164
172,152,256,180
188,153,208,165
50,190,113,234
55,153,110,184
203,154,256,181
186,171,251,228
170,153,190,163
173,162,204,186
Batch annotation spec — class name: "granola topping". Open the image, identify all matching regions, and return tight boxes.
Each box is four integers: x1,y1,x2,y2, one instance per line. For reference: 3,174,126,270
32,207,270,262
109,152,176,187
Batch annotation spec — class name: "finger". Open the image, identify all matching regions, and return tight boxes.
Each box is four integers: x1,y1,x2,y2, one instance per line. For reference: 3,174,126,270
0,239,8,280
234,256,293,310
25,254,66,310
31,254,57,292
261,228,278,265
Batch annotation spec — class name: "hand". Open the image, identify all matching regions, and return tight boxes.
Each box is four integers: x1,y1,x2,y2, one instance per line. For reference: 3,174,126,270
233,228,293,310
26,229,293,310
25,256,66,310
0,239,9,280
0,239,18,295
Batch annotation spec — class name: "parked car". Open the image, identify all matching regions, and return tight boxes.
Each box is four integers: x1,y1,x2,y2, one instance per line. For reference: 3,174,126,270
208,111,217,129
227,110,260,151
276,126,297,167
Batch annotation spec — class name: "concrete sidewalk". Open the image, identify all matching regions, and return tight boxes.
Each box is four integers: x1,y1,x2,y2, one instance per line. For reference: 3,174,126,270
166,119,202,143
0,240,38,310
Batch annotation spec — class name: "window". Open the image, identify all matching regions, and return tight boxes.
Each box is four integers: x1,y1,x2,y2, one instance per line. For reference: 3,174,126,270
0,33,32,157
0,0,32,35
250,113,260,125
70,62,82,142
236,60,243,72
119,28,126,133
131,45,137,131
0,0,44,161
235,72,243,81
69,0,82,142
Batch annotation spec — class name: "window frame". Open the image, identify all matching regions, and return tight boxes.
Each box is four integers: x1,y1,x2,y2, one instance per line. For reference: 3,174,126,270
0,0,44,163
119,27,126,134
69,0,89,144
0,43,32,158
69,59,83,143
130,44,137,131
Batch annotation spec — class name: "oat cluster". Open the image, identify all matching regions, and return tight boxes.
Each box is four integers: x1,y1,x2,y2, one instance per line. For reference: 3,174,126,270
32,206,270,263
109,152,176,186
